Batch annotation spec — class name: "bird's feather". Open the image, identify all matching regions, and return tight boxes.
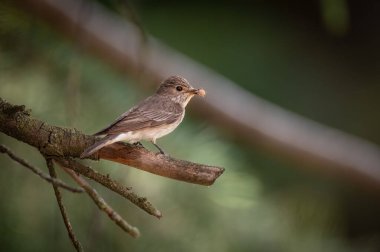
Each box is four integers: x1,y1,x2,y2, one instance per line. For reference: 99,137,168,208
94,95,183,136
80,135,119,158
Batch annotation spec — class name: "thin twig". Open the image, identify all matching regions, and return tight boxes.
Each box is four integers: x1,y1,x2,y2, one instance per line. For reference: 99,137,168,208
0,144,83,193
61,165,140,238
46,158,83,252
54,158,162,218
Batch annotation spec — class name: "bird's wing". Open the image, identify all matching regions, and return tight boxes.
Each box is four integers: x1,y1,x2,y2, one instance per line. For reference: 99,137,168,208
94,97,183,136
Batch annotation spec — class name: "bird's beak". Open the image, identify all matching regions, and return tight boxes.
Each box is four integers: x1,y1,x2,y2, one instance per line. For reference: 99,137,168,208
188,88,199,95
187,88,206,97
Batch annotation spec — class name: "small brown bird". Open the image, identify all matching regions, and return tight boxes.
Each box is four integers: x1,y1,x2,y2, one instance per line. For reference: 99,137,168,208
80,76,206,158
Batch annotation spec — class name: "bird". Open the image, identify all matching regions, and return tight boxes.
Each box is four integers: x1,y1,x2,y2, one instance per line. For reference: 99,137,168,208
80,75,206,158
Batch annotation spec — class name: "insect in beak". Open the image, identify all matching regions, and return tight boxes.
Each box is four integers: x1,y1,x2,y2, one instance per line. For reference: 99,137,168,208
189,88,206,97
187,88,199,94
187,88,206,97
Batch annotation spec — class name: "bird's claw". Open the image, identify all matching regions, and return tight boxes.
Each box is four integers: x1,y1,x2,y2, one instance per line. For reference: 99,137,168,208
133,142,144,148
156,151,168,157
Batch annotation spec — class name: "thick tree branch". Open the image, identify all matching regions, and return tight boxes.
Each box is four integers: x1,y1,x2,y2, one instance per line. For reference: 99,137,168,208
0,144,84,193
61,166,140,238
0,98,224,186
98,143,225,186
0,98,93,157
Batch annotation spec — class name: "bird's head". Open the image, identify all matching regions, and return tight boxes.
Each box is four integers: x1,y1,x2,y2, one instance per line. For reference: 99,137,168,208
156,76,206,107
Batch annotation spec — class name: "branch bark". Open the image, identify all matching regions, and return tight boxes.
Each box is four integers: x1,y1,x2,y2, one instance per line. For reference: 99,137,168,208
99,142,225,186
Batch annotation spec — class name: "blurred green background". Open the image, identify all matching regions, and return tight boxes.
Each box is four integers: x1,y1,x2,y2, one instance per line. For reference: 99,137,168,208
1,0,380,251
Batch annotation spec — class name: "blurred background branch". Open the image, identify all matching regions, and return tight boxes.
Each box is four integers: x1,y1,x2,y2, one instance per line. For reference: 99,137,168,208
17,0,380,191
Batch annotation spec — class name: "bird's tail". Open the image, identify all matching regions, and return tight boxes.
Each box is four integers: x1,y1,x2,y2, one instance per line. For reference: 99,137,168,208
80,135,118,158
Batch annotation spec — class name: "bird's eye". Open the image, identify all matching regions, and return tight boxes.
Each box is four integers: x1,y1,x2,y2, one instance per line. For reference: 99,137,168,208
176,86,183,91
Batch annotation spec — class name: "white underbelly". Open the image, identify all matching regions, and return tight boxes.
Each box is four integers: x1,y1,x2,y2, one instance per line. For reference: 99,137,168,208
112,115,184,143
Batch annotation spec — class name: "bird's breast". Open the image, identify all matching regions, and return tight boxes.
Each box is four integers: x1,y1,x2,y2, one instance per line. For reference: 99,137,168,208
147,113,185,140
115,113,185,143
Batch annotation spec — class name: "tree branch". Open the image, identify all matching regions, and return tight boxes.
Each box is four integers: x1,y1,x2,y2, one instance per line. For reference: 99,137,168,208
46,158,83,252
54,158,162,218
98,142,225,186
0,98,224,186
61,165,140,238
0,144,84,193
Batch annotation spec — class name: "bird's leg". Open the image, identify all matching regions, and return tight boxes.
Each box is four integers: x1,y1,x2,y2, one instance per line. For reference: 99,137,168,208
151,140,167,155
133,141,144,148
